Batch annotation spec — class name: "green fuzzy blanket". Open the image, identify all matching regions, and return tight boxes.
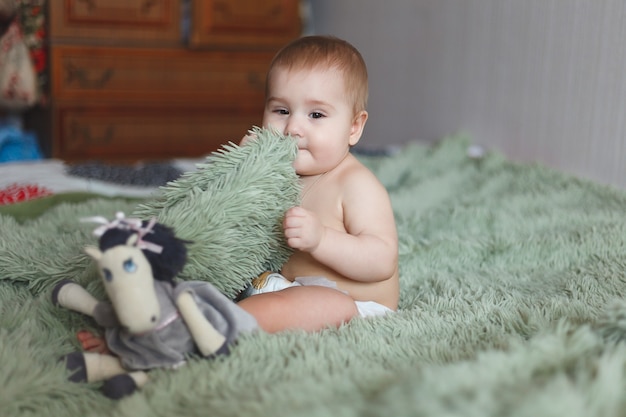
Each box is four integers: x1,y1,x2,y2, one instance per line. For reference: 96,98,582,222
3,136,626,417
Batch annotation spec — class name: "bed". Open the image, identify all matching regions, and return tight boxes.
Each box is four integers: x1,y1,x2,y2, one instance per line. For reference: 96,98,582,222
2,135,626,416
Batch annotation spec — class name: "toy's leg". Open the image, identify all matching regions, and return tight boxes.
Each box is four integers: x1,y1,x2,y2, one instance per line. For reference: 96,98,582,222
83,352,130,382
65,352,127,382
101,372,149,399
177,291,227,356
52,280,98,317
64,352,148,399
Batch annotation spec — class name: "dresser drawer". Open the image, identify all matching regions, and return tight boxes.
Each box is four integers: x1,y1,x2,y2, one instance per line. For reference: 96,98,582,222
49,0,181,45
50,46,271,105
190,0,301,48
53,105,262,160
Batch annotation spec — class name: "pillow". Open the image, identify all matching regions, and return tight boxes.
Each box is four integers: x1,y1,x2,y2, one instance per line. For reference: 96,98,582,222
134,127,300,298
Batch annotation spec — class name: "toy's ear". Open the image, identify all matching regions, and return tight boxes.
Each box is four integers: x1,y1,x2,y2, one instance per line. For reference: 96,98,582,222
126,234,139,246
84,245,102,260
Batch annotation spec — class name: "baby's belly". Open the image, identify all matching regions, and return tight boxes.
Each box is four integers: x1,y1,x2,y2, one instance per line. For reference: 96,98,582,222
281,252,399,310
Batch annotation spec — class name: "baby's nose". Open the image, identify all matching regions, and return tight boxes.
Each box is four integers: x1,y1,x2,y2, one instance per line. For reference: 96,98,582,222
284,118,302,137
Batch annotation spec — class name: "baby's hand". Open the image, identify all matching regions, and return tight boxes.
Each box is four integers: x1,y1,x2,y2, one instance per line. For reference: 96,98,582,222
283,206,324,252
240,130,258,145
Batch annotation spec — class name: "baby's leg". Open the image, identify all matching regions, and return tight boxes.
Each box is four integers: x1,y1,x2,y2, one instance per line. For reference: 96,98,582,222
237,285,358,333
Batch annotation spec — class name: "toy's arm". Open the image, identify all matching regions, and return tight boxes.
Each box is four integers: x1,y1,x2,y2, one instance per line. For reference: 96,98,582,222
52,279,119,328
176,291,227,357
52,280,98,316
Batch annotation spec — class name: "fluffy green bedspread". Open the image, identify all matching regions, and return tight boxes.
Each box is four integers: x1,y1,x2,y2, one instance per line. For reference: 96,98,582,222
2,136,626,417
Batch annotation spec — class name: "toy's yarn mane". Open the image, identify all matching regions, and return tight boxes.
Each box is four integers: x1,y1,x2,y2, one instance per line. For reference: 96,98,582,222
98,222,188,283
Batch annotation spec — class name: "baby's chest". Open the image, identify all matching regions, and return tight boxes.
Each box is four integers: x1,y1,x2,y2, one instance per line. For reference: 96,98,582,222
303,192,344,228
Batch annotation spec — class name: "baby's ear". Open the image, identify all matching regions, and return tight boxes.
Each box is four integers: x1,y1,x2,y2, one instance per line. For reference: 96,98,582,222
349,111,368,146
84,246,102,260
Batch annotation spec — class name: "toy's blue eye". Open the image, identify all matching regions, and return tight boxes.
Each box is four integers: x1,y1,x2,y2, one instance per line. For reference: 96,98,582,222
123,258,137,273
102,268,113,282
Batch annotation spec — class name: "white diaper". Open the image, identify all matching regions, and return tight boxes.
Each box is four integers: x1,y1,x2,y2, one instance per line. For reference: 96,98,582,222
354,300,393,318
244,273,393,318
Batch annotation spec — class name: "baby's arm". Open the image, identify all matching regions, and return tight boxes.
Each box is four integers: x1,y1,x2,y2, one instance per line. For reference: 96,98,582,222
284,171,397,282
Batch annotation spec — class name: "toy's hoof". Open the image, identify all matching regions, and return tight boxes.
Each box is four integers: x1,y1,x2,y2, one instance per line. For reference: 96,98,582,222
202,341,231,360
215,342,230,356
102,374,138,399
51,279,75,306
63,351,87,383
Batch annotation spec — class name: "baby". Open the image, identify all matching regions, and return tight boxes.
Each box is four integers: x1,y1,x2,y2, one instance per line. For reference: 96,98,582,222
237,35,399,333
76,36,399,355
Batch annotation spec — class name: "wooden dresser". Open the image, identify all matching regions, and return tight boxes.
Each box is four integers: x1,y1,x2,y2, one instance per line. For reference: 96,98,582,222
48,0,301,161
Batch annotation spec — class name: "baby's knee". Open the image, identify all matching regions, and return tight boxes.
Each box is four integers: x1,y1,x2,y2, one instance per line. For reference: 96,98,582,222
306,286,358,323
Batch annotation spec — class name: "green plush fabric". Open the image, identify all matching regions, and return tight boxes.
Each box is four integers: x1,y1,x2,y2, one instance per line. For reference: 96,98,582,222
0,197,141,296
134,127,300,298
0,192,143,224
3,135,626,416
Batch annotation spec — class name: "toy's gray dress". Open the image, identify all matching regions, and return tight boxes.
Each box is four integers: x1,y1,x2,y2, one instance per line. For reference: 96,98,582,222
102,281,258,371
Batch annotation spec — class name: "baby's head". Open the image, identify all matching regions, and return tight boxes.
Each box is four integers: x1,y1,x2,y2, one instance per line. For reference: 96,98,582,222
266,35,369,115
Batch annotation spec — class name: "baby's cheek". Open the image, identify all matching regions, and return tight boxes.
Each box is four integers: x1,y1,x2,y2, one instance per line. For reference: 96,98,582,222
292,151,307,172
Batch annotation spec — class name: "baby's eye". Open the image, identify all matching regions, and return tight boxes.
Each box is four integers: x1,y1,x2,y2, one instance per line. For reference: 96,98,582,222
273,108,289,115
310,112,325,119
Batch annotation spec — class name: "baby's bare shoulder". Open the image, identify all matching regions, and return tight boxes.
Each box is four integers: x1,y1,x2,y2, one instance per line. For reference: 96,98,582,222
339,156,387,196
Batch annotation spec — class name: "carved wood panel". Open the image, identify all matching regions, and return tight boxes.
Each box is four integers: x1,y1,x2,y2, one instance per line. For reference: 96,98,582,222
49,0,181,45
55,105,261,160
51,46,271,104
190,0,301,48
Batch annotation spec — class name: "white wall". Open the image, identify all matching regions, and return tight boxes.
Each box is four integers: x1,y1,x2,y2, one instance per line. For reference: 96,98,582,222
311,0,626,189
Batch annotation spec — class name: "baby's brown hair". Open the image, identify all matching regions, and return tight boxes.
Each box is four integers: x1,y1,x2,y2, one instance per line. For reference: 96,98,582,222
266,35,369,114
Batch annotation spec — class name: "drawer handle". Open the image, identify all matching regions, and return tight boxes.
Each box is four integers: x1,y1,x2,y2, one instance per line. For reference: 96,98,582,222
247,72,264,90
71,122,114,146
77,0,96,11
141,0,158,14
65,62,114,89
214,3,282,18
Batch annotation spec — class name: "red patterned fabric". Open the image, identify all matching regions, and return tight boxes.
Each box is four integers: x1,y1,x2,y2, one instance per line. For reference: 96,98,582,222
0,182,52,204
17,0,46,105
